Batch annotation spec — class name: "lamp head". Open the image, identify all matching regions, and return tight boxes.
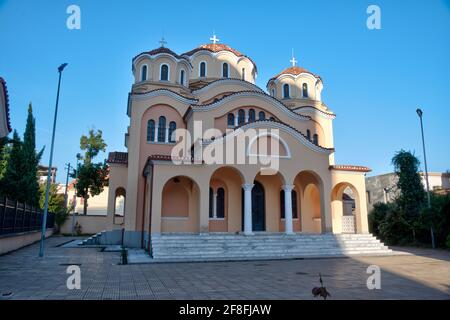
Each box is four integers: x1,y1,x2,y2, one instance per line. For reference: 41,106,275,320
416,108,423,117
58,63,68,73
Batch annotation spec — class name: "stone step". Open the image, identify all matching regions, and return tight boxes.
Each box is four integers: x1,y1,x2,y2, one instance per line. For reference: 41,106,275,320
150,233,391,261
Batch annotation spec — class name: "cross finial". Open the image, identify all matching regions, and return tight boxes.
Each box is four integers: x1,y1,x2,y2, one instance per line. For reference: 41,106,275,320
159,36,167,47
210,32,220,44
290,49,298,67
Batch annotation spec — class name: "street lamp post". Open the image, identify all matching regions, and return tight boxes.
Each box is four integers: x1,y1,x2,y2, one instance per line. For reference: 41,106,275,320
39,63,68,257
416,108,435,249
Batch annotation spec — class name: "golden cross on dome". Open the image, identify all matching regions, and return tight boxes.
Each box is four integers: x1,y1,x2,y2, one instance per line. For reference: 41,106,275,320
210,32,220,44
159,36,167,47
290,49,298,67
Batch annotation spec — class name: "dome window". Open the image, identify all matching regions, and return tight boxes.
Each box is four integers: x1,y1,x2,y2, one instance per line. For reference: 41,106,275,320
168,121,177,143
313,134,318,145
258,111,266,121
306,129,311,140
199,62,207,77
248,109,256,122
222,63,229,78
283,84,290,99
147,119,155,142
238,109,245,125
158,116,166,142
141,65,148,82
160,64,169,81
180,69,185,86
227,113,235,127
302,83,309,98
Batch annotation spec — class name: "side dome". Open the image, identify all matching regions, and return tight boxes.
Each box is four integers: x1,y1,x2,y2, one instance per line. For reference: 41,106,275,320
182,43,257,86
267,66,323,102
132,46,192,88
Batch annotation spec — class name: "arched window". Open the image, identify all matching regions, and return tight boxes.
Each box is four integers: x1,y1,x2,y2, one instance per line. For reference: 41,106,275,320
258,111,266,120
147,119,155,142
283,84,290,99
209,188,213,218
302,83,308,98
271,89,275,97
168,121,176,143
238,109,245,125
199,62,206,77
160,64,169,81
248,109,256,122
306,129,311,140
280,190,298,219
158,116,166,142
222,63,229,78
217,188,225,218
141,65,147,82
180,69,185,86
241,68,245,80
313,134,318,145
227,113,235,127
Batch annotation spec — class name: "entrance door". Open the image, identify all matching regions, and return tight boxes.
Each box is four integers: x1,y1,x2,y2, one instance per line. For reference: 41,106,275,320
241,181,266,231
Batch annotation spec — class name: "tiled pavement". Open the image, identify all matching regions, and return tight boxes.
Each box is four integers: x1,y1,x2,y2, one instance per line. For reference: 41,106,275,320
0,236,448,300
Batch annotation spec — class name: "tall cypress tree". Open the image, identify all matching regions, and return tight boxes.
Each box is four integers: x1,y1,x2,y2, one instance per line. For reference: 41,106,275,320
21,103,43,205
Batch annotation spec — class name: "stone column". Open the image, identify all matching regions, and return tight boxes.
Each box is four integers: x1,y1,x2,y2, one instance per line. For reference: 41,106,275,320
242,183,254,235
154,127,159,142
213,192,218,219
234,114,238,127
282,185,295,235
165,127,169,143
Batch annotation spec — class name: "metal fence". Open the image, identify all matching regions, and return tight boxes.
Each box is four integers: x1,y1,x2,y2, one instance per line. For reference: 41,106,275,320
0,197,55,235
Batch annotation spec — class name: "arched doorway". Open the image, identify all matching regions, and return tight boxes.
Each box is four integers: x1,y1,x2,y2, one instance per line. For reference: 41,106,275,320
161,176,200,232
242,181,265,231
294,171,323,233
113,187,126,225
331,182,360,234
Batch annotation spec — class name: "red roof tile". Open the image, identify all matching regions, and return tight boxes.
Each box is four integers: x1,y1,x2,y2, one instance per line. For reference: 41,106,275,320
133,46,191,64
268,66,320,83
329,165,372,173
107,152,128,165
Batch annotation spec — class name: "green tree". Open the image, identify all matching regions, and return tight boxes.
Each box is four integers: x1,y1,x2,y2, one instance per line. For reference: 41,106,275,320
72,129,108,215
0,137,11,181
22,103,44,205
39,182,65,213
0,131,26,201
392,150,426,218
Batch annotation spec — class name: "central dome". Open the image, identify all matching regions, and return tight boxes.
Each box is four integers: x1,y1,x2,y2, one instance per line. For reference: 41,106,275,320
182,43,245,57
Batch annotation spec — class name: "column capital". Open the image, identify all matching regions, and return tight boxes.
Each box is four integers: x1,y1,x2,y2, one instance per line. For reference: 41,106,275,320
242,183,254,191
281,184,295,192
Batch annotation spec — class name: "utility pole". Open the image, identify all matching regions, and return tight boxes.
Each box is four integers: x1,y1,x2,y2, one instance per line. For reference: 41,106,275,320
416,108,435,249
39,63,68,257
64,163,71,207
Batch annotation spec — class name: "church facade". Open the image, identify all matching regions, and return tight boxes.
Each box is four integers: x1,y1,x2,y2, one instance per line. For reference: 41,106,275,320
106,38,372,249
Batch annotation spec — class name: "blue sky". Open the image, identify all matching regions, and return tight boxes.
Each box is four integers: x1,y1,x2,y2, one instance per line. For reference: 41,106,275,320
1,0,449,183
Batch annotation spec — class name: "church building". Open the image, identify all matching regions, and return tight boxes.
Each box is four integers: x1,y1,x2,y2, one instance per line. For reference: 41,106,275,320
105,36,375,254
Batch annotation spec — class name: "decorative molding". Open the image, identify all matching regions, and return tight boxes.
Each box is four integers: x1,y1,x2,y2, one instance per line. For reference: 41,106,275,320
131,89,198,105
190,91,311,122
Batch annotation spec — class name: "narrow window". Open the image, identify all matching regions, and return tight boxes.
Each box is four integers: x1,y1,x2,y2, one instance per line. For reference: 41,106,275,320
200,62,206,77
217,188,225,218
313,134,318,145
180,70,185,86
147,119,155,142
160,64,169,81
248,109,256,122
258,111,266,120
271,89,275,97
168,121,176,143
292,190,298,219
141,65,147,82
158,116,166,142
222,63,229,78
227,113,235,127
238,109,245,125
280,190,285,219
241,68,245,80
302,83,308,98
306,129,311,140
283,84,290,99
209,188,213,218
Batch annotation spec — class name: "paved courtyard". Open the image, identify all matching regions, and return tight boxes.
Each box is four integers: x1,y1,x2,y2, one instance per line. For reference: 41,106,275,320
0,236,448,300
